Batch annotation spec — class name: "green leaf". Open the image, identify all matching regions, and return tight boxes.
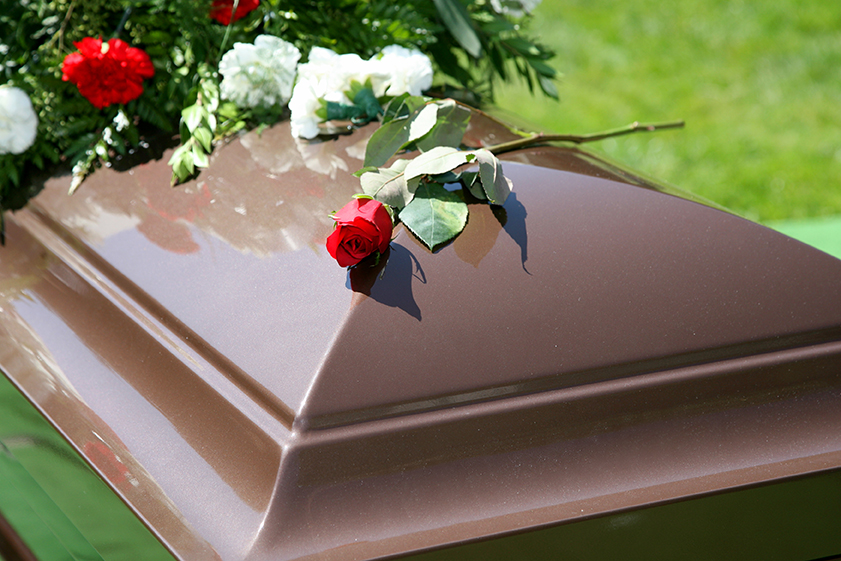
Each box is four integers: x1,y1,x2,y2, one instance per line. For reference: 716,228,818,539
382,93,423,123
167,143,190,167
353,166,379,178
505,37,542,57
180,155,195,180
62,133,97,159
217,101,240,120
193,127,213,153
144,30,172,44
191,143,210,168
527,58,557,78
473,149,512,205
462,171,484,199
404,146,474,180
182,104,204,133
200,79,220,113
168,143,198,186
426,42,474,87
415,99,471,152
408,103,438,143
432,0,483,58
399,181,468,250
428,170,462,184
136,98,172,131
365,98,466,168
359,159,416,209
538,74,559,99
364,117,411,168
3,159,20,187
182,155,195,176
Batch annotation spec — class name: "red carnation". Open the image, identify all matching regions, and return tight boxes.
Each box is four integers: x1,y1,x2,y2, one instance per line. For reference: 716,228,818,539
61,38,154,109
209,0,260,25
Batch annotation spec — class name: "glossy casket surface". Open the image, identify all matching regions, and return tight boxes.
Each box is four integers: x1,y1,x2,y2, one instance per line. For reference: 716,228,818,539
1,112,841,560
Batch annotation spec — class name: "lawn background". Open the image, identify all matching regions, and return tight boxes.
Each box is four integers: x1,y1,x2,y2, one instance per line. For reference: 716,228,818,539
492,0,841,227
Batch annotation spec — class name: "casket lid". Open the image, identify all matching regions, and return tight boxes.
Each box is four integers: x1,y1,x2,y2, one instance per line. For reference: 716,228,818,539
18,115,841,431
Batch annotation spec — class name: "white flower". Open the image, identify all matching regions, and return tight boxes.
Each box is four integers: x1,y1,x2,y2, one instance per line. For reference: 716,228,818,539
113,110,130,132
288,45,434,138
297,47,369,104
289,47,370,138
370,45,433,97
0,85,38,155
219,35,301,108
289,80,323,139
490,0,541,18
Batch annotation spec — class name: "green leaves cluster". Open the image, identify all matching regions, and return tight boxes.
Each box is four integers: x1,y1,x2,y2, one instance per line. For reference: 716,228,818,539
168,69,218,185
0,0,553,223
427,0,557,101
262,0,556,102
355,96,512,250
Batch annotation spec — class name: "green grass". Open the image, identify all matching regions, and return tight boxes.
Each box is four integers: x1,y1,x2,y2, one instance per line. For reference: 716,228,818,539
493,0,841,223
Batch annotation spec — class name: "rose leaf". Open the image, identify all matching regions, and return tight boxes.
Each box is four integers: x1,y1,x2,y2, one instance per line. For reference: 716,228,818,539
415,99,471,152
364,117,411,168
399,181,468,250
360,159,416,209
473,149,512,205
408,103,439,144
462,170,486,200
404,146,474,181
383,94,426,123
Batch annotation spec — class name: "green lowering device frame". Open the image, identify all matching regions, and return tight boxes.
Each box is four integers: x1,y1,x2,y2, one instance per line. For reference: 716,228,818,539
0,371,175,561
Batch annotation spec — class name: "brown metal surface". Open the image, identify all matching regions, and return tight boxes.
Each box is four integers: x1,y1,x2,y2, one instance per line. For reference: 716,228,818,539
1,112,840,560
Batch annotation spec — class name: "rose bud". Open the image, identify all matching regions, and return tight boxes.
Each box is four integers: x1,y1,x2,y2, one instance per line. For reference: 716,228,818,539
326,197,393,267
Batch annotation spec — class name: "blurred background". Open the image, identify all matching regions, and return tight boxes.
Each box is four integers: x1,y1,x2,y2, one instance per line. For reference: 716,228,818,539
491,0,840,254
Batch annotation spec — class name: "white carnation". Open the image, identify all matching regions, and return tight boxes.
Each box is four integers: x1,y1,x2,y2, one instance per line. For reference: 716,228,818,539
490,0,541,17
288,45,434,138
289,80,323,139
289,47,370,138
0,85,38,155
371,45,433,97
297,47,369,104
219,35,301,108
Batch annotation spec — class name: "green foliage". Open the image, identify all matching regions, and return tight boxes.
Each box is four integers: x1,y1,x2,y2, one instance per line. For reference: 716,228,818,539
260,0,555,103
364,97,472,168
360,159,416,209
473,148,511,204
357,95,511,250
1,0,552,225
169,69,221,185
433,0,483,58
400,181,469,249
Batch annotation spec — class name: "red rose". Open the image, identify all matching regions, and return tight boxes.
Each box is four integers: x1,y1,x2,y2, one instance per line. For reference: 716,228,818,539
326,198,393,267
61,38,154,109
209,0,260,25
